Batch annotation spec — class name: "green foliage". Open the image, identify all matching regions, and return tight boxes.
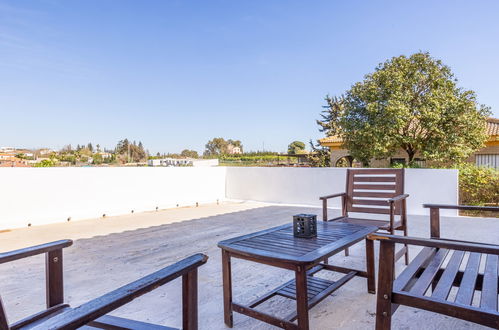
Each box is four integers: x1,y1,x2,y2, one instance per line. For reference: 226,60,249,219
452,163,499,206
219,152,305,166
389,162,422,169
317,95,345,137
319,52,490,166
307,140,331,167
180,149,199,158
15,153,29,160
58,153,77,164
204,137,243,156
221,154,281,162
287,141,306,155
33,159,57,167
115,139,146,163
92,153,103,165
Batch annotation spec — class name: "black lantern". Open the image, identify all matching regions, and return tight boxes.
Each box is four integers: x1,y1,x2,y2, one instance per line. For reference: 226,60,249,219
293,214,317,238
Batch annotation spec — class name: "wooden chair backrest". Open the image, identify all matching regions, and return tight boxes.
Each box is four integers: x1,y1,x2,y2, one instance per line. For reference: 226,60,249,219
345,168,404,216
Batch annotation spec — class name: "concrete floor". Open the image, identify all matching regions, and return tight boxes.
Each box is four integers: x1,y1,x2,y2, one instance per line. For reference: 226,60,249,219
0,201,497,329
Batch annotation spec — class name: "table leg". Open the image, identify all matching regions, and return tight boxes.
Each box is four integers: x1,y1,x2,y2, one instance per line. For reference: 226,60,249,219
295,266,309,330
222,250,233,327
366,237,376,294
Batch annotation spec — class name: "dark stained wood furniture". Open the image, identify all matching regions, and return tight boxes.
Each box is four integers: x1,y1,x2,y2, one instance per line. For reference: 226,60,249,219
320,168,410,264
218,221,378,330
372,204,499,329
0,240,208,330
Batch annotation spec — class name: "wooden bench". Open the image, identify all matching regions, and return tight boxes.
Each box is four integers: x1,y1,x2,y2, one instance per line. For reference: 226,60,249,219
320,168,409,263
372,204,499,329
0,240,208,330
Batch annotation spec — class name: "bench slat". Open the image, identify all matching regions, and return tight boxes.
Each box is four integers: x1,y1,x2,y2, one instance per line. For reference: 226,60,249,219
89,314,178,329
353,184,396,191
353,176,396,182
455,252,481,306
432,250,465,301
480,254,498,311
410,249,449,296
351,199,390,206
394,247,436,292
352,191,396,198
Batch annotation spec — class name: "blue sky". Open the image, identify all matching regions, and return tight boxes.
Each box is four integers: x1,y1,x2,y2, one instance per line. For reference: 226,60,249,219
1,0,498,154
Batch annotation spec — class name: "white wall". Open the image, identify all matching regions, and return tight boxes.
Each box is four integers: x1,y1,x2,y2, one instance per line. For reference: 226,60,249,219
0,166,459,230
225,167,458,216
0,167,226,230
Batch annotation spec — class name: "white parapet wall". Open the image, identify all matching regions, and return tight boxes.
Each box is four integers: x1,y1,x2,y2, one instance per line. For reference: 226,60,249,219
0,166,459,230
0,167,226,230
225,167,459,216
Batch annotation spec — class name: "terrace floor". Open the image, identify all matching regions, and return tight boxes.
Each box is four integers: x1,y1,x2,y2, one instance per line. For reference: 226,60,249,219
1,201,497,329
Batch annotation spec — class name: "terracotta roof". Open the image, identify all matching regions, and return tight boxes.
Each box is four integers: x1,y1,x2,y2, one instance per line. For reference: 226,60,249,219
319,136,343,144
319,117,499,145
487,117,499,135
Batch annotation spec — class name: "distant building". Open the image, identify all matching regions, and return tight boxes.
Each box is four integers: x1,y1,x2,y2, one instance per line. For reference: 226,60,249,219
148,158,219,167
320,117,499,169
97,152,113,159
0,147,15,153
39,148,56,155
471,118,499,169
227,144,242,154
0,153,29,167
0,153,15,161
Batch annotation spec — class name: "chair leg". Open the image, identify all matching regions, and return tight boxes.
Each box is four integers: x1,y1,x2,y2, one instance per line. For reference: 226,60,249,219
403,226,409,265
376,240,395,330
344,248,349,257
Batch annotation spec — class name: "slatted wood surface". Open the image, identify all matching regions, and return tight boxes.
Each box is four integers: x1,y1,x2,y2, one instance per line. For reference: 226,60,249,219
218,222,377,264
394,248,499,314
346,168,404,215
277,276,335,301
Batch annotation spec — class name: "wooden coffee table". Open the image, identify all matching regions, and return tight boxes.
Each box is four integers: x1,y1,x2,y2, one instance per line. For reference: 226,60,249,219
218,221,377,330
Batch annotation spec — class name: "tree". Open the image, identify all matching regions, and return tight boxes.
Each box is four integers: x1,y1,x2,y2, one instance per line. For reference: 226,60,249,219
287,141,306,155
115,139,146,163
92,153,103,165
180,149,199,158
227,139,243,153
307,140,330,167
34,159,56,167
319,52,490,165
317,96,345,138
204,138,229,156
87,143,93,152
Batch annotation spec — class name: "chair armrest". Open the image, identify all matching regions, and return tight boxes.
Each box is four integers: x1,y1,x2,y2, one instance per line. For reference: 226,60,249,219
319,192,346,200
369,233,499,255
0,240,73,264
423,204,499,212
30,253,208,330
387,194,409,203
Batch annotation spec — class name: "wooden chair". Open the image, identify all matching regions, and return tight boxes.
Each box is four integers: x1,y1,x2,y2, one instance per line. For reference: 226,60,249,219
0,240,208,330
320,168,409,263
372,204,499,329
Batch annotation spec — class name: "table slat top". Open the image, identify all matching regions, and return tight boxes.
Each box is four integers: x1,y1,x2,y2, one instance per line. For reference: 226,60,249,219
218,222,377,264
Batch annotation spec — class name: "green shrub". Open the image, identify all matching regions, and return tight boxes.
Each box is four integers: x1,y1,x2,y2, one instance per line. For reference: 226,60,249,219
453,163,499,206
389,162,421,169
33,159,57,167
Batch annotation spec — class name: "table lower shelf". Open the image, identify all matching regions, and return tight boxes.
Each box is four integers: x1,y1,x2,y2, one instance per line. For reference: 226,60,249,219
248,268,358,323
276,273,355,302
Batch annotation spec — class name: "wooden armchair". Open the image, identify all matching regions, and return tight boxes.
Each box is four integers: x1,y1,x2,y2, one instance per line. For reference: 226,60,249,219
372,204,499,329
0,240,208,330
320,168,409,263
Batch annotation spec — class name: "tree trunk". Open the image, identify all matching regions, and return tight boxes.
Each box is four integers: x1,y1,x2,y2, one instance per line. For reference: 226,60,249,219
406,149,415,164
